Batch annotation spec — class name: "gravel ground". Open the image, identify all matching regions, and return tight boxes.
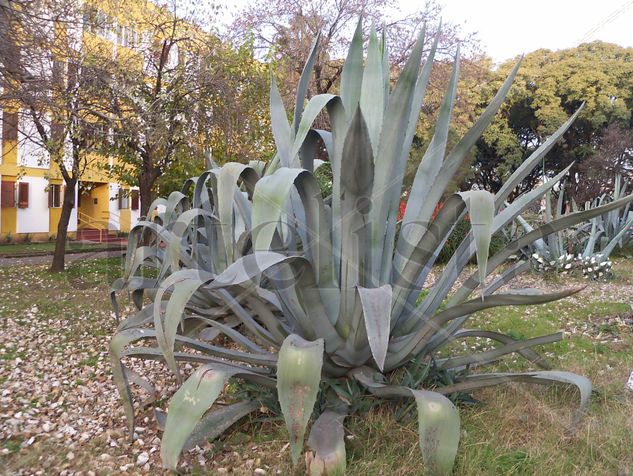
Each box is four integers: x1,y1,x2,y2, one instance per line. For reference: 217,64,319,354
1,256,631,475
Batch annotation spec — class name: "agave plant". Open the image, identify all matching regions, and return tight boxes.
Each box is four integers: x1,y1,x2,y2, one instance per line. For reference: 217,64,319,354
516,190,582,274
110,21,633,474
580,175,633,257
520,176,633,278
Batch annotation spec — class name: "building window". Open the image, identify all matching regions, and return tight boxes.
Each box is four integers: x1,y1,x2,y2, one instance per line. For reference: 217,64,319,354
48,184,62,208
1,181,15,208
130,190,139,211
118,188,129,209
17,182,29,208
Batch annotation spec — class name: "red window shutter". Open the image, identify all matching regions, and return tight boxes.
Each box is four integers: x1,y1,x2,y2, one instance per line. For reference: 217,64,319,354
1,181,16,208
118,192,122,210
131,190,139,210
17,182,29,208
48,185,54,208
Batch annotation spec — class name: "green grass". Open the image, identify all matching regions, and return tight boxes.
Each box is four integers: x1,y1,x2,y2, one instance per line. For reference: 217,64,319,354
1,256,632,475
0,241,120,255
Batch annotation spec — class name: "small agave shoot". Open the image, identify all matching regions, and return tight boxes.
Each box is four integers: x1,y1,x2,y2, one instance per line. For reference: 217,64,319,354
110,21,633,474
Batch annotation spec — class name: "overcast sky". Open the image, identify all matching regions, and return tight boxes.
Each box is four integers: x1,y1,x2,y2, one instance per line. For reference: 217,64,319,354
405,0,633,62
222,0,633,62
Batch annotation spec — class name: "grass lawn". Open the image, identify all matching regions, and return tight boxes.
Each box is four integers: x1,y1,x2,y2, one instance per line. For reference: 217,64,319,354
0,241,121,256
0,256,632,475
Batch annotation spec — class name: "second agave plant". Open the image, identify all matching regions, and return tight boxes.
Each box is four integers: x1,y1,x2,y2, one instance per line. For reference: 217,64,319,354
110,20,633,475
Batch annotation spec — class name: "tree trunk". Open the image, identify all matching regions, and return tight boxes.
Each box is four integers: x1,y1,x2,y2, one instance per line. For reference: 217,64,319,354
139,166,160,219
49,177,77,272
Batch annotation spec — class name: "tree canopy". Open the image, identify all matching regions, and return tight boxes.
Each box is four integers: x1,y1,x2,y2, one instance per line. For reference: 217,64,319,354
471,41,633,198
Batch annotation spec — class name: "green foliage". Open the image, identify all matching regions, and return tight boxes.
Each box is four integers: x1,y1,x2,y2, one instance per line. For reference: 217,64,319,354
110,22,633,475
473,42,633,195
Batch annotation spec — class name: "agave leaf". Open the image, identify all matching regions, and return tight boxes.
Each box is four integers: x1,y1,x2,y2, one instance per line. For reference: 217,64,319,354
400,189,494,326
369,27,426,283
116,300,162,332
396,44,457,272
386,286,583,369
350,367,460,475
162,191,189,225
217,163,258,264
391,193,467,324
411,390,460,476
182,400,259,451
458,190,495,291
379,26,438,281
293,33,320,133
339,107,375,331
109,328,152,435
270,75,292,166
290,94,338,163
423,261,534,353
360,26,385,154
495,106,584,207
600,214,633,256
307,409,347,476
438,332,562,370
438,371,591,426
252,168,333,287
357,285,392,371
161,364,239,469
300,129,333,172
154,272,213,379
400,58,522,277
277,334,324,465
419,163,597,331
445,329,552,369
210,252,290,287
340,18,363,117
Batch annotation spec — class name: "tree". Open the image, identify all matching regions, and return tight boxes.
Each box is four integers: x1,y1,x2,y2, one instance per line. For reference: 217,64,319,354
573,123,633,201
98,2,272,214
471,42,633,198
229,0,479,106
0,0,108,272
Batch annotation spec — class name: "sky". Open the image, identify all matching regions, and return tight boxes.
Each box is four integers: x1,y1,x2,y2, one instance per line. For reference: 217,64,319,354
402,0,633,62
221,0,633,62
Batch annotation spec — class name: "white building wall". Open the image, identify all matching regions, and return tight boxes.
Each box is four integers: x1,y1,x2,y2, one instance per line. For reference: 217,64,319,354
68,186,78,232
18,115,50,169
109,183,120,231
16,177,49,233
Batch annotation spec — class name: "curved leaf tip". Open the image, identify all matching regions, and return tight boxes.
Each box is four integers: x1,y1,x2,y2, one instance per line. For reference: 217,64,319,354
277,334,325,465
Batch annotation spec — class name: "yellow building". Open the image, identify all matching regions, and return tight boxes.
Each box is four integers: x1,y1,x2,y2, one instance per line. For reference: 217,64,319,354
0,111,140,242
0,1,155,242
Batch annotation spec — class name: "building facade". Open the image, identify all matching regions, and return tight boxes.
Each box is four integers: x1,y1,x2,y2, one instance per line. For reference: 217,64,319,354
0,110,141,243
0,2,150,242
